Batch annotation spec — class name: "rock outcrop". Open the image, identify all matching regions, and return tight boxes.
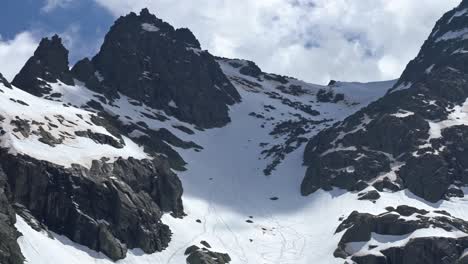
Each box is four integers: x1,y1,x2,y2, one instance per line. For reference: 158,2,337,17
185,244,231,264
0,150,183,261
335,206,468,264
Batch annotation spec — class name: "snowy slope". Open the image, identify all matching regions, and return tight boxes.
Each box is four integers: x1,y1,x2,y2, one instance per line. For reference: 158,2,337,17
11,60,406,264
0,82,148,168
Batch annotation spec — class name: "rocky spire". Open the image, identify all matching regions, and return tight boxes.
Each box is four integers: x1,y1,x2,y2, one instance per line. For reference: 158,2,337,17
12,35,73,96
0,73,12,88
73,8,240,128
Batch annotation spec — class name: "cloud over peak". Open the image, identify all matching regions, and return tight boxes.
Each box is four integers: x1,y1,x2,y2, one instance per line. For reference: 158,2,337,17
93,0,461,84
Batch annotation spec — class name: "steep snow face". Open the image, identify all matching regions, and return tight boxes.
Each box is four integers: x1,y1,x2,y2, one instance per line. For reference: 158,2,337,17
13,59,401,263
0,82,149,168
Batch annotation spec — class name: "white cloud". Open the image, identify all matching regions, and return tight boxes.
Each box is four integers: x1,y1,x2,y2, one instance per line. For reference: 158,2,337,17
41,0,74,13
0,25,103,83
93,0,461,84
0,32,38,81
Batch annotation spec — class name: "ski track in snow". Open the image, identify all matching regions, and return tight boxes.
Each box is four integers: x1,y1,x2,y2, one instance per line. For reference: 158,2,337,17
12,64,465,263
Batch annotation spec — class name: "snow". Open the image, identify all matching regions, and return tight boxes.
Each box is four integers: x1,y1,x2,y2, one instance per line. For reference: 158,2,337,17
141,23,159,32
428,97,468,140
425,64,435,74
390,82,412,93
448,8,468,24
94,71,104,82
168,100,178,108
186,47,204,56
42,80,196,142
452,48,468,54
370,162,404,184
391,110,414,118
435,28,468,42
0,81,149,168
140,71,153,80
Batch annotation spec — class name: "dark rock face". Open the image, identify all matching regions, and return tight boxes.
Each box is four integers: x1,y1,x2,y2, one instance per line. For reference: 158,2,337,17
184,244,231,264
0,73,12,88
73,8,240,128
399,154,451,203
302,0,468,203
12,35,74,96
351,255,387,264
302,146,391,194
0,168,24,264
0,151,184,261
335,206,468,263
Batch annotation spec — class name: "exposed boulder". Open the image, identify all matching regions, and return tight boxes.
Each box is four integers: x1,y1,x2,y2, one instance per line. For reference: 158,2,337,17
185,244,231,264
373,177,402,192
357,190,381,201
238,61,262,78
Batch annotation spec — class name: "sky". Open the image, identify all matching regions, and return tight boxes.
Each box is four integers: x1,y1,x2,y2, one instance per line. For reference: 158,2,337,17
0,0,462,84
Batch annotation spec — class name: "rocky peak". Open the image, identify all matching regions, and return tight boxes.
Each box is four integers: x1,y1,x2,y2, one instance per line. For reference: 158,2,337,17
12,35,73,96
301,0,468,203
77,8,240,128
392,0,468,92
34,35,69,75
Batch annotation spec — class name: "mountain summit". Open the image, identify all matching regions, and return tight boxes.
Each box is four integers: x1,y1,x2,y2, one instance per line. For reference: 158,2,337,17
75,8,240,128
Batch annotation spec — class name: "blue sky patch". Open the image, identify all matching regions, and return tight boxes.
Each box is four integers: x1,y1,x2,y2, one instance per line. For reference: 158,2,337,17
1,0,114,64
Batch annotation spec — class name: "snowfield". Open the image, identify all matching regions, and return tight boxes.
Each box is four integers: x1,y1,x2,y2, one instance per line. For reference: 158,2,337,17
11,65,468,264
11,62,459,264
0,82,149,168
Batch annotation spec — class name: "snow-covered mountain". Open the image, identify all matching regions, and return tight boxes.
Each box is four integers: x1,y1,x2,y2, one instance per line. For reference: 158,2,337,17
2,2,468,264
